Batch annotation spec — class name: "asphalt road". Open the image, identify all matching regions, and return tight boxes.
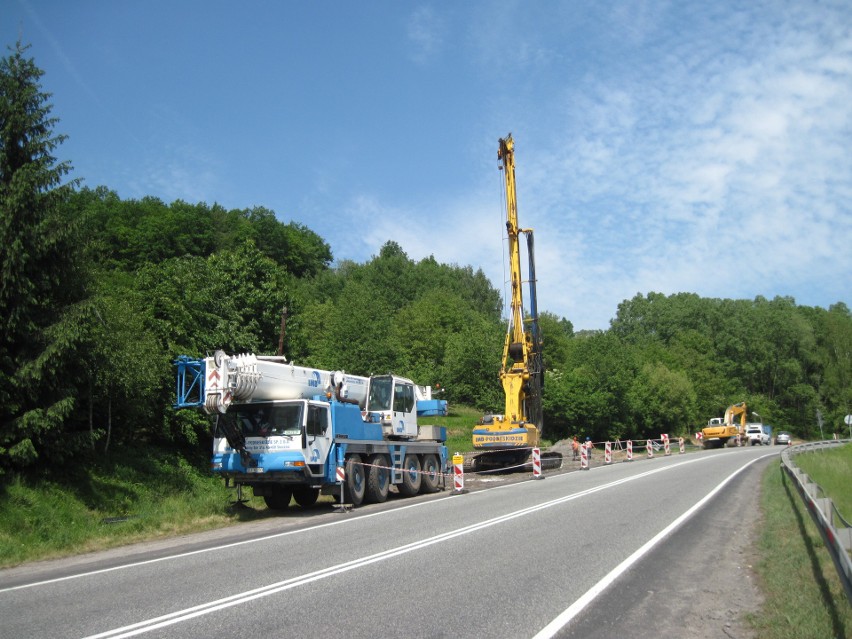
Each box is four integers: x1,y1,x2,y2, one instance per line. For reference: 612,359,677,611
0,445,778,638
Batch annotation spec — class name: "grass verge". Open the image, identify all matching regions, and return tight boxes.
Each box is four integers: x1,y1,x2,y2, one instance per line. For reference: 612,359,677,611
750,460,852,637
438,405,482,454
0,448,275,568
793,442,852,521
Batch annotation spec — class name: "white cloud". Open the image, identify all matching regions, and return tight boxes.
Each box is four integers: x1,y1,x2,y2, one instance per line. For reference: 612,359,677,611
502,1,852,328
406,6,443,64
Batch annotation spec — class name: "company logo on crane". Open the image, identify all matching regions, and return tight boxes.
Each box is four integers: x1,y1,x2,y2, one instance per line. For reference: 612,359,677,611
308,371,321,388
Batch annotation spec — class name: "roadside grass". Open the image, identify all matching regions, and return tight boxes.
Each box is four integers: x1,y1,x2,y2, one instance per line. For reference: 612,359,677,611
437,405,481,454
793,442,852,522
750,460,852,638
0,448,271,568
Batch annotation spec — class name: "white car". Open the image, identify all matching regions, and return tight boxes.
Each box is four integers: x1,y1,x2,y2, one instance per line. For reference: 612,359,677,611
745,424,770,446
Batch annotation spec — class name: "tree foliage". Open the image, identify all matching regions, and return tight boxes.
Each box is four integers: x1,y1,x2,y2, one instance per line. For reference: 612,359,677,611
2,42,850,478
71,188,331,277
604,292,852,442
0,42,88,472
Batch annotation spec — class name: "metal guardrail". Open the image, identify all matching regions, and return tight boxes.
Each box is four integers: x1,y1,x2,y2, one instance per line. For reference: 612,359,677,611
780,439,852,604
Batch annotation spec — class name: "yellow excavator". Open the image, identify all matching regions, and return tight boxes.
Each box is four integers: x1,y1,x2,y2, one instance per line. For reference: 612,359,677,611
467,135,561,472
701,402,747,448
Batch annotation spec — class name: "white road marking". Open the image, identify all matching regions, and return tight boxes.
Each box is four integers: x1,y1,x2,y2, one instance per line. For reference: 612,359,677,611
531,452,776,639
80,457,715,638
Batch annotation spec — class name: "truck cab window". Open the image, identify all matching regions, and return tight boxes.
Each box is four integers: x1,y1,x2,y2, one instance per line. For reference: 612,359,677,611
272,404,304,436
368,376,393,411
393,382,415,413
307,405,329,437
234,404,303,437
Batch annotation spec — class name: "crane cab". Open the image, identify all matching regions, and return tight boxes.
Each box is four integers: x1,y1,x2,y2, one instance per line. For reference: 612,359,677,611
365,374,418,439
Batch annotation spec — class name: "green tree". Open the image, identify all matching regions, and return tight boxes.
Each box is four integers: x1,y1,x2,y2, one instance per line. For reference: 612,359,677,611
0,42,87,471
391,289,477,386
808,303,852,433
300,276,397,376
232,206,332,277
124,242,289,446
440,316,503,409
542,332,636,440
627,361,698,437
538,311,573,370
136,240,288,357
80,288,163,452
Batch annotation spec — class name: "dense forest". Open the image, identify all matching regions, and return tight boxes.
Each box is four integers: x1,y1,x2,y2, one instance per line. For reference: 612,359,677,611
2,43,851,477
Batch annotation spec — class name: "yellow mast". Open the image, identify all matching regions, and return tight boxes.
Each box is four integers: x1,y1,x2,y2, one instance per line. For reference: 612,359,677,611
469,134,552,470
498,135,532,427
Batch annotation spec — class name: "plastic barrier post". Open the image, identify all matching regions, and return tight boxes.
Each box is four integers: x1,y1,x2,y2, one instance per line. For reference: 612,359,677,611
580,445,588,470
333,464,351,512
532,447,544,479
678,437,685,454
452,453,468,494
604,441,612,465
626,440,633,461
647,439,654,458
663,433,671,456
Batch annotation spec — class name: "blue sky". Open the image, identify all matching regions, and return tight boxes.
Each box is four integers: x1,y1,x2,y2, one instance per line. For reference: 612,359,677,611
4,1,850,330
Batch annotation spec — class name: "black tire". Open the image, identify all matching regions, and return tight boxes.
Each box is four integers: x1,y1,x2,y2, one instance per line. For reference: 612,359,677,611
344,455,366,506
420,454,441,493
365,454,390,503
398,454,422,497
263,485,293,510
293,487,319,508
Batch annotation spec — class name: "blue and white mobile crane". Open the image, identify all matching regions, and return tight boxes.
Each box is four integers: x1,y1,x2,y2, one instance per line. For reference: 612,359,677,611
175,351,448,509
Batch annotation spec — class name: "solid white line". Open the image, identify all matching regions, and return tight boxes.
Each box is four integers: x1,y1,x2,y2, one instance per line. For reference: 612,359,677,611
82,457,711,638
531,452,776,639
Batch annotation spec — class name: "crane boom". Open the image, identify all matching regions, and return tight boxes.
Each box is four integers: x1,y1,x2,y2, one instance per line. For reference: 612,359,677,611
497,135,541,430
468,134,558,472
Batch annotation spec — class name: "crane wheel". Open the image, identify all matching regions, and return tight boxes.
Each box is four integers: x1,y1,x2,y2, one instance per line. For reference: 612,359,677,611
420,454,441,493
365,454,390,503
398,454,422,497
263,485,293,511
293,487,319,508
344,455,366,506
